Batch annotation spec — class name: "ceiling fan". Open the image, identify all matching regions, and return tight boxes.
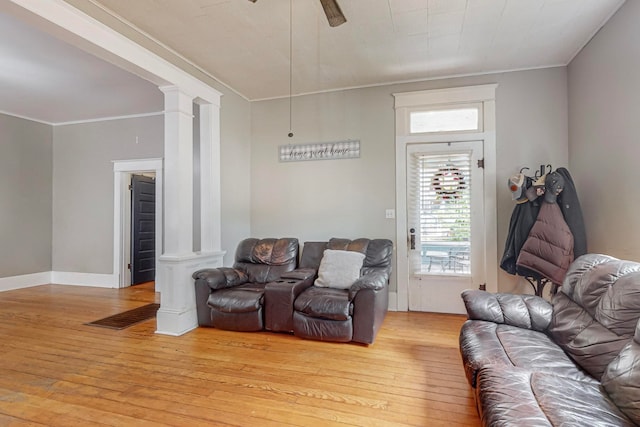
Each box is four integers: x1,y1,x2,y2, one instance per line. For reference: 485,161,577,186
248,0,347,27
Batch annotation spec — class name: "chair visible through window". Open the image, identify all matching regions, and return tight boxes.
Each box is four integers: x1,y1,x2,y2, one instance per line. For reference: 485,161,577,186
450,249,470,273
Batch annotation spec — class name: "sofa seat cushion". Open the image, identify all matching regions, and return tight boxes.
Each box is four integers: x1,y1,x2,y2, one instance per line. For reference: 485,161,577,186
293,311,353,342
294,286,352,321
476,367,636,427
460,320,595,387
207,283,266,313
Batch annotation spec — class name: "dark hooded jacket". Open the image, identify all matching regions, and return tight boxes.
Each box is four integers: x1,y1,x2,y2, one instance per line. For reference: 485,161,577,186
555,167,587,258
500,198,541,276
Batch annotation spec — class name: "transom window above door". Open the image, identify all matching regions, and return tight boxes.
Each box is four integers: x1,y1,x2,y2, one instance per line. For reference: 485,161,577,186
409,104,482,134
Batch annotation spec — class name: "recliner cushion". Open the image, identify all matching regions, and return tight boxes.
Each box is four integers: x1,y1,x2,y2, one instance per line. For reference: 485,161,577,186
207,283,266,313
294,286,352,321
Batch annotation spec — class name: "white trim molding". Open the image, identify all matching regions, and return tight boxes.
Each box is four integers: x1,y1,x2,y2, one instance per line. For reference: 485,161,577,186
393,84,499,312
0,272,51,292
51,272,118,288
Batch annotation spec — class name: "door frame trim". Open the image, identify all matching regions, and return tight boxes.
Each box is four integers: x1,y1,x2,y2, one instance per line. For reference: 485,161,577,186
113,158,163,288
393,85,498,311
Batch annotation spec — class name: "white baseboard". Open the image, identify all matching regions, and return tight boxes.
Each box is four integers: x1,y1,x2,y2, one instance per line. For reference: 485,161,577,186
0,272,52,292
51,271,118,288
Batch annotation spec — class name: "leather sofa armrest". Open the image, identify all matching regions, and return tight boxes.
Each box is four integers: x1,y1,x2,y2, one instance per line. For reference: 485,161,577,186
461,289,552,332
351,271,389,344
192,267,249,290
280,268,316,281
349,270,388,300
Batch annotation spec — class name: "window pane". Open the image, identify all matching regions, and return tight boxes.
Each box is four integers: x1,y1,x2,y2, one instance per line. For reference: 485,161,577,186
410,108,479,133
417,152,471,275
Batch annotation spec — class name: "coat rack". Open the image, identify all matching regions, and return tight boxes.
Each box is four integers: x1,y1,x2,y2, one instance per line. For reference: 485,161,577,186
520,164,553,179
516,163,557,298
522,276,559,297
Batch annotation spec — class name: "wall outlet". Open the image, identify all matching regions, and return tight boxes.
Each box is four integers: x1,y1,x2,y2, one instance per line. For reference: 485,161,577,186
385,209,395,219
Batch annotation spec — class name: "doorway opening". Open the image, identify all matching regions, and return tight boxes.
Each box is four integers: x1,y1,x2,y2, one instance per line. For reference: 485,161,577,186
393,85,498,313
113,158,163,289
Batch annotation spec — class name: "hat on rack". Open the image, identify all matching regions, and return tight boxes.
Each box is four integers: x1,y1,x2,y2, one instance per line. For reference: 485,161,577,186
544,171,565,203
508,173,525,200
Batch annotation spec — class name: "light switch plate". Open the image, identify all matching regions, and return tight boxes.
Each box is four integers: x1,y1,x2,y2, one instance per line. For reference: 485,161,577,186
385,209,395,219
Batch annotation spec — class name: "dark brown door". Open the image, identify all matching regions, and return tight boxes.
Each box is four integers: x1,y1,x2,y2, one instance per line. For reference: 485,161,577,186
131,174,155,285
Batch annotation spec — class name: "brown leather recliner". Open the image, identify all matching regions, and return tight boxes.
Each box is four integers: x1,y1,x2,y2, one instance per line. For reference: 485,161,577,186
291,238,393,344
192,237,298,331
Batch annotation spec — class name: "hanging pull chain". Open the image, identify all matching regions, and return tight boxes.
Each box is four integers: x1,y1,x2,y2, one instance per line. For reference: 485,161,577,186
288,0,294,138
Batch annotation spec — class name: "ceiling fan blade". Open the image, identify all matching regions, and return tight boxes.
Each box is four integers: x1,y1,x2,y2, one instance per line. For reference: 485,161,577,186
319,0,347,27
248,0,346,27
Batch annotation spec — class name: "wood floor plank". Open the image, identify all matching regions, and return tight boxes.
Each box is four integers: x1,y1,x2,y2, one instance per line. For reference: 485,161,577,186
0,283,480,426
0,413,47,427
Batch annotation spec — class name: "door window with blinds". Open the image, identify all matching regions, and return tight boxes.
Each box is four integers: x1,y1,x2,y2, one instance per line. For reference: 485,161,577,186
410,150,473,275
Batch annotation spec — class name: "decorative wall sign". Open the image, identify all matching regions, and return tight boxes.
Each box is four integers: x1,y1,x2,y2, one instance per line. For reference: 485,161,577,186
279,139,360,162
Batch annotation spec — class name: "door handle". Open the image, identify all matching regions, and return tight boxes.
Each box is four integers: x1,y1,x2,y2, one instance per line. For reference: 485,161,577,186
409,228,416,250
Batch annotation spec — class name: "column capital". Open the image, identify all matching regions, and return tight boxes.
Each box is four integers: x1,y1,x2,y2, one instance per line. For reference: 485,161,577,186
160,85,195,117
158,85,195,98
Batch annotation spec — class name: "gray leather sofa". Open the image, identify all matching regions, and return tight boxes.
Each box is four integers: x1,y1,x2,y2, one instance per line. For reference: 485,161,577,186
459,254,640,426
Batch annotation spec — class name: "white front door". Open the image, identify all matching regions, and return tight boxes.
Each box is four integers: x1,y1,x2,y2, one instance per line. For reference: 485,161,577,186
406,141,485,314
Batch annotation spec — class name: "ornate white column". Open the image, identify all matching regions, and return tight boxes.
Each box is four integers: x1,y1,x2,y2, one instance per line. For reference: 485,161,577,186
156,87,224,336
199,102,222,252
160,86,194,254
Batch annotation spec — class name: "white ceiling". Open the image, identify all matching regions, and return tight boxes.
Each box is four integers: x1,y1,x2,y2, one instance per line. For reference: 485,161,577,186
0,0,626,124
0,9,163,125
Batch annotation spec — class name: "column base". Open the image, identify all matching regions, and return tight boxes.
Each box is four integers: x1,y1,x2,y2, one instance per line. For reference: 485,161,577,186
155,251,225,336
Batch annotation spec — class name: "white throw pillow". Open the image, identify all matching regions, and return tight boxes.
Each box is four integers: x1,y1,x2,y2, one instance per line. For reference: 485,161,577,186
314,249,366,289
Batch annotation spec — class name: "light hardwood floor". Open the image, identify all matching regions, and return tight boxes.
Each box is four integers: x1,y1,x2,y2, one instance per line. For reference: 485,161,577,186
0,283,480,426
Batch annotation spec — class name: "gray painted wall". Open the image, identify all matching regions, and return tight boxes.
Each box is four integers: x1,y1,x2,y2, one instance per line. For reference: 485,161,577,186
0,114,52,277
568,0,640,261
251,67,569,293
51,86,252,275
218,87,252,267
2,65,567,296
52,115,164,274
